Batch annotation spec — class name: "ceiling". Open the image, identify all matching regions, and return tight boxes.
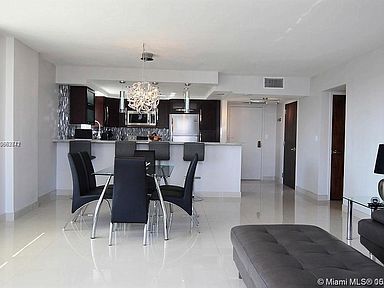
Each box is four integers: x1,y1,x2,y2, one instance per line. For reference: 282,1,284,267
1,0,384,77
89,80,214,99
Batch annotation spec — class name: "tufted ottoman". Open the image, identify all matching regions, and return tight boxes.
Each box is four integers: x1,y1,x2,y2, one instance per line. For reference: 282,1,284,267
231,225,384,288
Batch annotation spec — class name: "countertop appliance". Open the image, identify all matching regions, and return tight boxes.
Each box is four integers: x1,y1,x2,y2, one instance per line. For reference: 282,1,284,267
127,110,157,126
170,113,199,142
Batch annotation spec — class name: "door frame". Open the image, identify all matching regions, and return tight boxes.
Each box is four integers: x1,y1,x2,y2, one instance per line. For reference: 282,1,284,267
282,101,298,188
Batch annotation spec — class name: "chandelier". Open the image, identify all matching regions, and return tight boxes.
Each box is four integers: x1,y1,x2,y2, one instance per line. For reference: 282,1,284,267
127,44,160,113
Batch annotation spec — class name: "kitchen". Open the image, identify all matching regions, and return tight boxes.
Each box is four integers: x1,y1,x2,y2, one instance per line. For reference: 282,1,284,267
54,82,242,198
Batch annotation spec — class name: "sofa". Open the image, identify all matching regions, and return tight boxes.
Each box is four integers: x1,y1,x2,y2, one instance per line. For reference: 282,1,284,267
231,224,384,288
358,209,384,264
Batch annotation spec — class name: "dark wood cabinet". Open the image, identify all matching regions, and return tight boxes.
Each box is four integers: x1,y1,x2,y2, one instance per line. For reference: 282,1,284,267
156,100,170,128
197,100,221,142
69,86,95,124
95,96,125,127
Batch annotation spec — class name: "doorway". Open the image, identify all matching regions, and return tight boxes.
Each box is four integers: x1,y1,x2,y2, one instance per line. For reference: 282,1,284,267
283,101,297,189
228,105,263,179
330,95,346,200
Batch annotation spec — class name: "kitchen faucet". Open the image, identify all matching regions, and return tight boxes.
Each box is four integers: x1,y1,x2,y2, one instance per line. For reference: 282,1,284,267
95,120,101,140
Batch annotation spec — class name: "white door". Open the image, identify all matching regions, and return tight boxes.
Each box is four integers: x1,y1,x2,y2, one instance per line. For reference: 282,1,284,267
228,106,263,179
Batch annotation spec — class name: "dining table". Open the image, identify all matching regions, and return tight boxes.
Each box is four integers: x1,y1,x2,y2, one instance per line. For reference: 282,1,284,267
91,164,174,240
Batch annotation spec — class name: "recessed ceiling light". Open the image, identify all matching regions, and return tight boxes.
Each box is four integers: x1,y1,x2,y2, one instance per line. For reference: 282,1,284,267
170,92,176,97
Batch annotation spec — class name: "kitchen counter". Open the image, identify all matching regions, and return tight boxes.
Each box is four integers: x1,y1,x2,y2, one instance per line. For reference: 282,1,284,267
55,140,242,197
53,139,241,146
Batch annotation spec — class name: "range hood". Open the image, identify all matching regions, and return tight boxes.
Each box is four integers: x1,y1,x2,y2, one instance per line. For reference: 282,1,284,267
174,83,193,113
184,84,190,113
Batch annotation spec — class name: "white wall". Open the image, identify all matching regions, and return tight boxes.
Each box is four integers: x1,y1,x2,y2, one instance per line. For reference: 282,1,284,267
0,36,57,218
13,39,39,211
38,57,57,196
0,34,6,216
217,74,310,97
296,48,384,200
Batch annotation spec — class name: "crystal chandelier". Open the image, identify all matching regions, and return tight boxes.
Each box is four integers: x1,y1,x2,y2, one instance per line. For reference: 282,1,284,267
127,44,160,113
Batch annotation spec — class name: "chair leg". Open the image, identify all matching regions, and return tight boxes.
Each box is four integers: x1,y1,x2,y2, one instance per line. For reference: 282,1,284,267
143,224,148,246
108,223,114,246
63,209,81,230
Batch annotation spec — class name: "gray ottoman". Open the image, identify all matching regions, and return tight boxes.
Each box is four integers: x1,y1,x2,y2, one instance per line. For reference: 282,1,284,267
231,225,384,288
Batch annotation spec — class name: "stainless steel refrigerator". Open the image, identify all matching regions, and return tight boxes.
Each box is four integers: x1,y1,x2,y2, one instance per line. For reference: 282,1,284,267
169,114,199,142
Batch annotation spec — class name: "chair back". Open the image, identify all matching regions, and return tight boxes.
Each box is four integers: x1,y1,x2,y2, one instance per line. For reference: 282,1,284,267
182,154,198,214
79,151,96,190
149,141,170,160
183,142,205,161
115,141,136,157
111,157,148,224
67,152,90,213
69,140,92,155
134,150,155,175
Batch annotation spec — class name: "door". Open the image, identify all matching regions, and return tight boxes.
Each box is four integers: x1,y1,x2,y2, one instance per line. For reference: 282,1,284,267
330,95,346,200
283,102,297,189
228,106,263,179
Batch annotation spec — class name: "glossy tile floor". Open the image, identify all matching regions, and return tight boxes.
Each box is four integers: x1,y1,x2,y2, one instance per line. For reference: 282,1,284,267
0,181,377,288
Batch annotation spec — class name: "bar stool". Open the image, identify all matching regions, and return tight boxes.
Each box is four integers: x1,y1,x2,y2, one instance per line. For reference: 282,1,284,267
115,141,136,157
183,142,205,202
69,140,95,160
149,141,170,184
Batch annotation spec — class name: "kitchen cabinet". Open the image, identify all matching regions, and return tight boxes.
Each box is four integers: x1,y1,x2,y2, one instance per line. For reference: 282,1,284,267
198,100,221,142
69,86,95,124
95,96,125,127
156,100,170,128
169,99,199,113
198,100,220,131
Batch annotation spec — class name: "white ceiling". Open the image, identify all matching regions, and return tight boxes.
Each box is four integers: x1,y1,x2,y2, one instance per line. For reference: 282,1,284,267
1,0,384,77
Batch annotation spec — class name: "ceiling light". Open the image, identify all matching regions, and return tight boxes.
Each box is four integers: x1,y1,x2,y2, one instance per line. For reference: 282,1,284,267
126,44,160,113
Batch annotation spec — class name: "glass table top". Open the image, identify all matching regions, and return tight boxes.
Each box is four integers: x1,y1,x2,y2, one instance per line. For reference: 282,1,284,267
343,195,384,208
94,164,174,177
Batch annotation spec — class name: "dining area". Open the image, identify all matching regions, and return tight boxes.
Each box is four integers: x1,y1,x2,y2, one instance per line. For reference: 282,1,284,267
63,140,203,246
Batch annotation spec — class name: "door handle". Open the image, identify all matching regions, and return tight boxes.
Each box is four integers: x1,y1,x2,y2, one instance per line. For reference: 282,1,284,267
332,150,341,154
257,140,261,148
290,147,296,152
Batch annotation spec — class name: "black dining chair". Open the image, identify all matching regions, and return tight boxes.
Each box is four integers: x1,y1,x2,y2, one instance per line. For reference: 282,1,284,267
115,141,136,158
79,151,114,193
149,141,170,184
69,140,95,159
152,154,199,232
109,157,151,246
64,152,112,230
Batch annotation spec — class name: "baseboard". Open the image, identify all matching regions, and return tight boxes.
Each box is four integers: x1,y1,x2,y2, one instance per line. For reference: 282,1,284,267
261,176,276,181
295,186,329,201
56,189,72,197
5,201,39,221
38,190,57,204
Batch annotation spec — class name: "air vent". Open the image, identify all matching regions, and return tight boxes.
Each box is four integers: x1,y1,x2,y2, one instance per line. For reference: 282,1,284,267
263,77,284,89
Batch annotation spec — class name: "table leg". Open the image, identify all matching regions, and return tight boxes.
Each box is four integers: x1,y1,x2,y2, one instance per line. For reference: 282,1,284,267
91,175,112,239
153,176,168,240
347,200,353,240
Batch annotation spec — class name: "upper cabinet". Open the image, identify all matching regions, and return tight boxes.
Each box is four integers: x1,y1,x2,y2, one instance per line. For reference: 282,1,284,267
95,96,125,127
156,100,170,128
69,86,95,124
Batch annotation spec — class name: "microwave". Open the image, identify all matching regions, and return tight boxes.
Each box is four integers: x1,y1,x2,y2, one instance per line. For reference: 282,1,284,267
127,111,157,126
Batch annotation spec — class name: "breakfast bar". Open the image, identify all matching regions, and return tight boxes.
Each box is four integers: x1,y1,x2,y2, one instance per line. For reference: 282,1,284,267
55,140,242,197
